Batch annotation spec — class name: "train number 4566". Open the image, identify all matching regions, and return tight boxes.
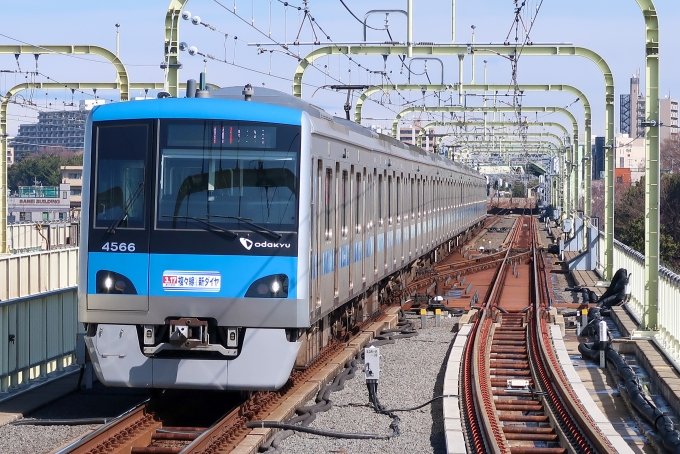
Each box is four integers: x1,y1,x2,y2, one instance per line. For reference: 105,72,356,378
101,242,136,252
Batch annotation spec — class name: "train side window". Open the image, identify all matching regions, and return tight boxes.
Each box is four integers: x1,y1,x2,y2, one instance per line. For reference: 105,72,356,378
417,179,421,218
410,178,415,219
387,175,392,225
396,176,400,224
341,170,348,238
355,172,362,233
325,168,332,241
378,174,383,227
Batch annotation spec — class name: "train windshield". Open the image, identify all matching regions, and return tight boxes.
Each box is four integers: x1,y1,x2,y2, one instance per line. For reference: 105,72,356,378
93,123,150,229
156,120,301,233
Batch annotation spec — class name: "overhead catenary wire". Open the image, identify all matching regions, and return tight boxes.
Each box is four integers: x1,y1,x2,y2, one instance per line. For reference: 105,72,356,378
206,1,408,116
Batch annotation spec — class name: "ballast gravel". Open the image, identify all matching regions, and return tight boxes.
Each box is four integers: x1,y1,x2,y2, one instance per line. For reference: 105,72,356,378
278,313,460,454
0,383,149,454
0,423,97,454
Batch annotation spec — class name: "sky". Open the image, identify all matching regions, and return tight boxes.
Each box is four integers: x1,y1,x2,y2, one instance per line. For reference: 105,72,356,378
1,0,679,141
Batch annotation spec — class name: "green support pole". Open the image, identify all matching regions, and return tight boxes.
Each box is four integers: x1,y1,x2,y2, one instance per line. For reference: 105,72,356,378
637,0,660,331
585,118,592,217
561,152,567,219
164,0,189,98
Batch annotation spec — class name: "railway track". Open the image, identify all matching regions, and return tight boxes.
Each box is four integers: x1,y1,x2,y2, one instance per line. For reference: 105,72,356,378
461,211,617,453
62,309,399,454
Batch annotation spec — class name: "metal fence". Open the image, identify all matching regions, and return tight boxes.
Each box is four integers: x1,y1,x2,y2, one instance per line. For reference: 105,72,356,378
0,248,80,392
7,221,80,254
599,235,680,365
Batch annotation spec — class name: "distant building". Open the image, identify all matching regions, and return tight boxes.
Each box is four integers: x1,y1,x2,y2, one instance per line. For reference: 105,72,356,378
399,123,437,153
7,184,71,222
620,73,646,139
615,168,632,187
10,99,104,160
615,137,645,183
592,137,605,180
660,97,679,144
61,165,83,217
620,73,678,143
6,143,14,166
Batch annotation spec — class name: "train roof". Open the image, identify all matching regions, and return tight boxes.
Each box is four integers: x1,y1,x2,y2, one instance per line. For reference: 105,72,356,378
90,86,481,179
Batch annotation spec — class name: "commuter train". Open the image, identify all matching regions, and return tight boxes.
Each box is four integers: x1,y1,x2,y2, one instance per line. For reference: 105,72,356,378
79,86,487,390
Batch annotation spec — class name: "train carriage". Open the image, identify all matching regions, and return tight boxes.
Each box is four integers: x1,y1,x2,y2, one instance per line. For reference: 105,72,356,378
79,86,487,390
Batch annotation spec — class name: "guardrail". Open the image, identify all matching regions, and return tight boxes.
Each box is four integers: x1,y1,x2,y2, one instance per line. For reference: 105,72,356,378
599,235,680,365
7,221,80,254
0,248,78,300
0,248,80,392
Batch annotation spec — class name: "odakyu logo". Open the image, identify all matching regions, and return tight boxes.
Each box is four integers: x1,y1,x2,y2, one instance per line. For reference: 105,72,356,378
239,237,291,250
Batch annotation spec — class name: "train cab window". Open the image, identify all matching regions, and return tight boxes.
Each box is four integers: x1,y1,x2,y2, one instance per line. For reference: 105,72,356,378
93,123,150,229
156,120,300,232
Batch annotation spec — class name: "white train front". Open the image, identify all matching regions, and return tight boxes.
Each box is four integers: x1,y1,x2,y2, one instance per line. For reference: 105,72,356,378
79,87,487,390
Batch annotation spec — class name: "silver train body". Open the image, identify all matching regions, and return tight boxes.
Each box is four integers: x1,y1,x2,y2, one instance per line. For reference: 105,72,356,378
79,87,487,390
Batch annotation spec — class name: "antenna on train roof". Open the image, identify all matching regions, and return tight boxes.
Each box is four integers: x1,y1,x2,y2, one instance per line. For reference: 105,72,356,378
186,79,197,98
243,84,254,101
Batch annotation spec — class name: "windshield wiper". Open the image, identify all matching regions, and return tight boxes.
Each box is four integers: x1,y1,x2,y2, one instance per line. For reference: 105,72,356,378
209,215,282,240
107,182,144,234
163,215,237,238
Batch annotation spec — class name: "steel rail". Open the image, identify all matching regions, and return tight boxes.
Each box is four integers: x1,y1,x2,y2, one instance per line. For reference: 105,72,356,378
531,228,617,453
462,211,614,453
463,215,522,452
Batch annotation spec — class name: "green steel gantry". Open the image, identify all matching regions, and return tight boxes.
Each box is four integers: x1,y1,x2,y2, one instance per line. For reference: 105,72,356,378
0,45,130,255
415,125,565,150
353,82,591,219
293,44,615,279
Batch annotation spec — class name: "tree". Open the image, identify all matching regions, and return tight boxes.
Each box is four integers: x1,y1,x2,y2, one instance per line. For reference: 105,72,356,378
7,152,83,192
613,174,680,271
511,182,526,198
661,135,680,174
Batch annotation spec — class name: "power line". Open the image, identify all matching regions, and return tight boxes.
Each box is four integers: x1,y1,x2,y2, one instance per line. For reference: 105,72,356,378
0,32,157,67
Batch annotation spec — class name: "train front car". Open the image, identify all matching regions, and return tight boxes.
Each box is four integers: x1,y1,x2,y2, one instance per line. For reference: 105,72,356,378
79,98,310,390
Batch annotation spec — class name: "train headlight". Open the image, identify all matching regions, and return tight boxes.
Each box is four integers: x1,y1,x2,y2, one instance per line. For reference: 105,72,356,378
96,270,138,295
245,274,289,298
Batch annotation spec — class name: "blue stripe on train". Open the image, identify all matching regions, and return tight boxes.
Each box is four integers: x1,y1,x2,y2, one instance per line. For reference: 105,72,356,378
148,254,298,298
87,252,298,298
322,249,335,276
353,241,363,263
339,245,350,268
